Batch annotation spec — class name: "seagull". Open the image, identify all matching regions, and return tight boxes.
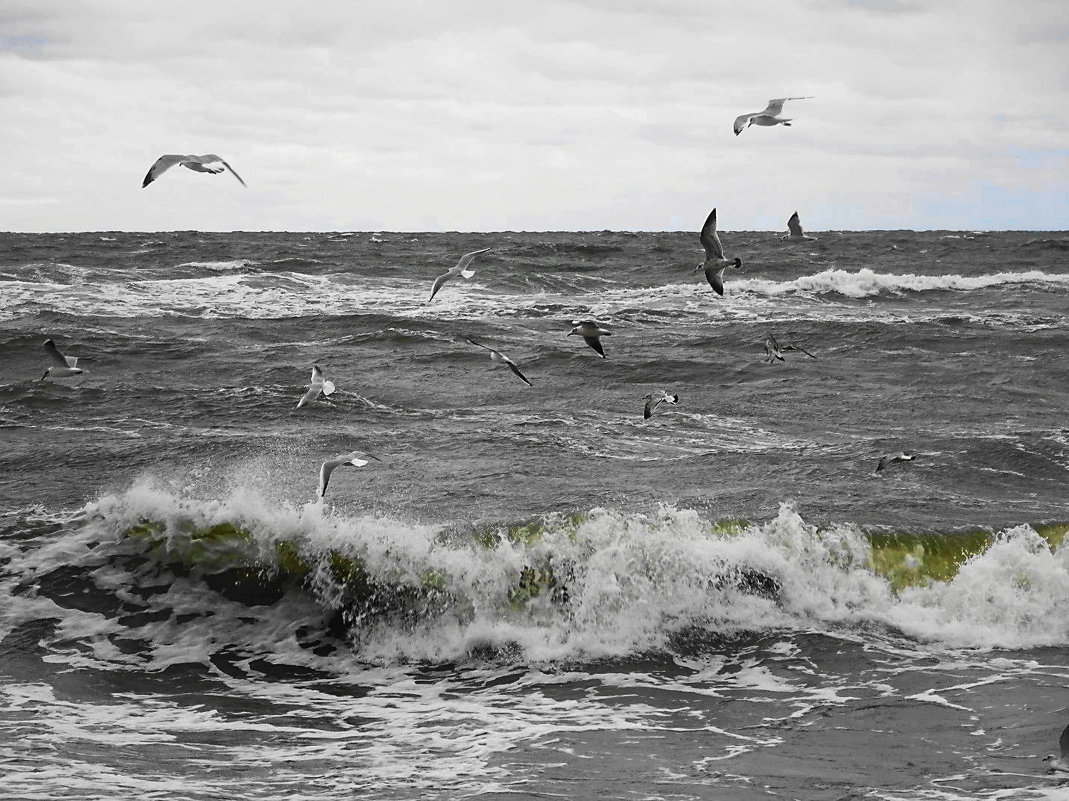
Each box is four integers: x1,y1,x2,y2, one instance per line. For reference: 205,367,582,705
428,247,491,302
764,332,816,364
296,364,336,409
782,211,816,241
319,451,379,498
40,339,83,380
643,391,679,420
568,320,611,358
733,96,812,136
142,154,247,188
1044,724,1069,773
466,339,532,386
695,208,742,296
875,452,915,474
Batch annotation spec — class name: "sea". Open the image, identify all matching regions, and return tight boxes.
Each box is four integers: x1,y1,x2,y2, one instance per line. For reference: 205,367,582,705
0,228,1067,800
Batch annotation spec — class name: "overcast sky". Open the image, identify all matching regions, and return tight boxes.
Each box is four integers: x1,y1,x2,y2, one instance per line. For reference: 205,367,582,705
1,0,1066,232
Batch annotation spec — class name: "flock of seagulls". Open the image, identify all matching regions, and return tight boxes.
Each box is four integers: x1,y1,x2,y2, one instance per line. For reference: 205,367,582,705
60,94,918,492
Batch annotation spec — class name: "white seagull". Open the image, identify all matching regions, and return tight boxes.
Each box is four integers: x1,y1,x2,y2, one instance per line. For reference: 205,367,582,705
733,96,813,136
764,332,816,364
782,211,816,241
40,339,84,380
428,247,491,302
568,320,611,358
319,451,379,498
142,154,247,188
466,339,532,386
1044,724,1069,774
296,365,336,409
695,208,742,297
875,452,915,474
643,391,679,420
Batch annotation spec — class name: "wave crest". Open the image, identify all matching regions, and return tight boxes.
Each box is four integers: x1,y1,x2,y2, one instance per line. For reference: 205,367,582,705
745,268,1069,298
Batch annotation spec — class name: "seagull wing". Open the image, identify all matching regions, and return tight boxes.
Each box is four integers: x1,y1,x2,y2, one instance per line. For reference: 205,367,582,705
643,394,660,419
765,96,812,116
699,208,724,260
218,158,247,187
787,212,804,237
704,267,725,296
310,365,325,385
583,336,606,357
296,385,322,409
1060,724,1069,759
142,155,188,188
318,460,336,496
454,247,490,274
465,338,491,351
43,339,72,367
428,271,453,301
504,358,532,386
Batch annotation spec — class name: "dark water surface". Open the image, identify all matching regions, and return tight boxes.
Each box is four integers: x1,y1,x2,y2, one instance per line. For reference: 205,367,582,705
0,230,1067,799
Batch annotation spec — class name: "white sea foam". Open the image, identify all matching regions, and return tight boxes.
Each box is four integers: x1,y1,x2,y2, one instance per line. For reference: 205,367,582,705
742,268,1069,298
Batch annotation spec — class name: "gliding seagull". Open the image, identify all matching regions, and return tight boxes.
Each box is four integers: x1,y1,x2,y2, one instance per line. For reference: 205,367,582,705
875,452,915,474
782,211,816,241
319,451,379,498
466,339,532,386
643,391,679,420
764,332,816,364
40,339,84,380
733,97,812,136
568,320,611,358
695,208,742,297
428,248,490,302
142,154,247,188
296,365,336,409
1044,724,1069,773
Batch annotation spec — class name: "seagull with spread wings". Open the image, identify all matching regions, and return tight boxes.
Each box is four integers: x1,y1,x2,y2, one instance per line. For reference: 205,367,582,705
733,96,812,136
142,154,247,188
428,248,491,302
695,208,742,297
782,211,816,241
318,451,379,498
568,320,611,358
40,339,84,380
296,365,336,409
466,339,532,386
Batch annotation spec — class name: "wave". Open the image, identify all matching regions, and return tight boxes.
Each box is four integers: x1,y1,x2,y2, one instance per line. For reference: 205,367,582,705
3,484,1066,669
174,259,258,272
743,268,1069,298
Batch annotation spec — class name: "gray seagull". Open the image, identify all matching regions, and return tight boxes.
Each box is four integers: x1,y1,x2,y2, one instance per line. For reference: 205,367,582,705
319,451,379,498
643,391,679,420
695,208,742,296
466,339,532,386
733,96,812,136
1044,724,1069,773
568,320,611,358
782,211,816,241
428,248,491,302
40,339,84,380
875,452,915,474
142,154,247,188
764,332,816,364
296,365,336,409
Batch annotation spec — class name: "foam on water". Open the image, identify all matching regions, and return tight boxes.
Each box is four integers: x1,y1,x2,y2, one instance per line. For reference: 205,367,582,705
742,268,1069,298
4,483,1065,671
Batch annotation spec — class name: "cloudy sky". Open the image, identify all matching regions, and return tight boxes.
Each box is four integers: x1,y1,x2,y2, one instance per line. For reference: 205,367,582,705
1,0,1066,232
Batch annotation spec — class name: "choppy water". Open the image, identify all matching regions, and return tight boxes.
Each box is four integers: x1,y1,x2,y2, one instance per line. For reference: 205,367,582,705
1,229,1067,800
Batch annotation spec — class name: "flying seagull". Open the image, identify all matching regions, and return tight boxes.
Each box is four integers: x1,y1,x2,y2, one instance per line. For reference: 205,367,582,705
466,339,532,386
764,332,816,364
1044,724,1069,774
142,154,247,188
296,364,336,409
875,452,915,474
568,320,611,358
319,450,379,498
733,97,812,136
40,339,83,380
782,211,816,241
695,208,742,296
428,247,491,302
643,391,679,420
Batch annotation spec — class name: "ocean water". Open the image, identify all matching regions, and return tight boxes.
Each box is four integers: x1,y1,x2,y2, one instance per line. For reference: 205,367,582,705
0,229,1067,800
